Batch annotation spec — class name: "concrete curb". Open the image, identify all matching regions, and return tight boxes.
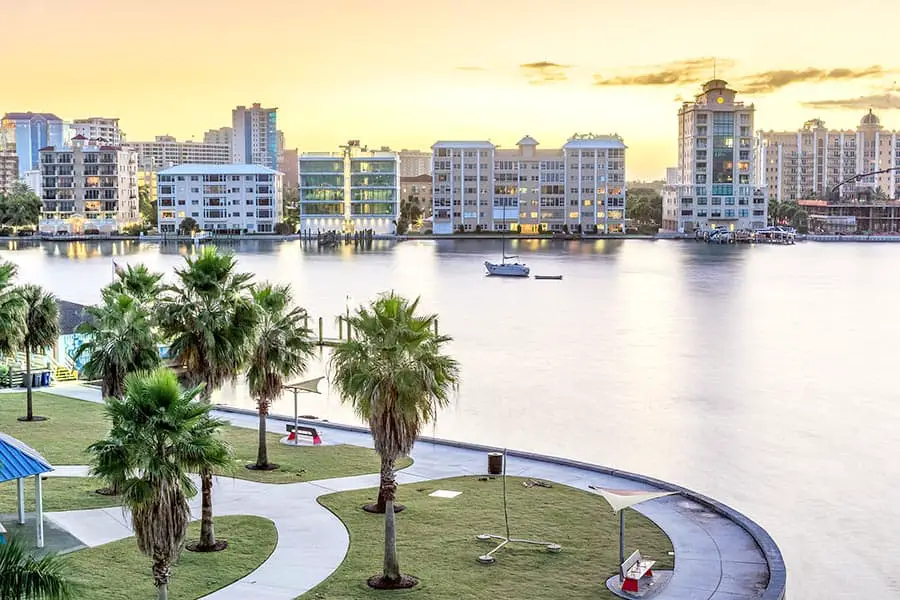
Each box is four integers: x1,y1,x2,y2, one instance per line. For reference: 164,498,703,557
214,404,786,600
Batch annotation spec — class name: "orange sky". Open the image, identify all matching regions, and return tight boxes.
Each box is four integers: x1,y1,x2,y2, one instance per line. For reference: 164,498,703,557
6,0,899,179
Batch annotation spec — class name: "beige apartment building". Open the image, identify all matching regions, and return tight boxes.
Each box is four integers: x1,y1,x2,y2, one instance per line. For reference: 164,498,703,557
400,174,432,219
0,150,17,194
127,136,231,171
662,79,767,232
756,111,900,201
39,136,139,233
431,134,626,235
398,150,431,177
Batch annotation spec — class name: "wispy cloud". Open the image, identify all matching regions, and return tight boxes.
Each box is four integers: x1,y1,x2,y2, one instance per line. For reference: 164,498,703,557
803,91,900,110
520,61,572,85
593,57,725,87
455,66,487,72
740,65,886,93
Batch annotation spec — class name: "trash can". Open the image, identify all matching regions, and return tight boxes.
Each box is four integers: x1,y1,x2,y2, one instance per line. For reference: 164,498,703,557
21,373,29,387
487,452,504,476
41,371,51,386
31,372,41,388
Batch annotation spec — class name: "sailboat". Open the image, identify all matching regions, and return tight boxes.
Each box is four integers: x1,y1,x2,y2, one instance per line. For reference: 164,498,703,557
484,207,529,277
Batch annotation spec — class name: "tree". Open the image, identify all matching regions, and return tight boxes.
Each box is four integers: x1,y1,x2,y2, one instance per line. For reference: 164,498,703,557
246,284,313,470
177,217,198,236
75,293,161,400
158,246,258,552
0,261,24,359
88,369,231,600
283,186,299,228
104,264,163,303
16,285,59,423
0,535,76,599
330,293,459,590
626,189,662,225
138,185,157,227
768,198,780,225
0,182,42,229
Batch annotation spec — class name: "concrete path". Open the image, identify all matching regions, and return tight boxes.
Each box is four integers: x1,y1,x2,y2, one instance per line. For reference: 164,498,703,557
40,384,776,600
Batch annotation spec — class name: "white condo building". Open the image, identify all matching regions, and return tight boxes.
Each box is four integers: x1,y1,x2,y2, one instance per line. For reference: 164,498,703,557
298,142,399,235
39,136,139,234
156,164,282,234
662,79,767,232
431,134,627,235
126,136,231,171
756,112,900,201
73,117,124,145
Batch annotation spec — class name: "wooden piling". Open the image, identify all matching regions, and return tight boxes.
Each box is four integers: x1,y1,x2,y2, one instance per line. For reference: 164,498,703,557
318,317,323,344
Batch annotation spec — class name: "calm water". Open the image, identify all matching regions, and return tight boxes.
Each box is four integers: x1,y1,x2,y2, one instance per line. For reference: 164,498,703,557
3,237,898,599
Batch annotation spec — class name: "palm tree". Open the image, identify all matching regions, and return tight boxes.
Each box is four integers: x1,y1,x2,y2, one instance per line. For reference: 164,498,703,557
767,198,780,226
246,284,313,470
158,246,258,552
75,293,161,400
16,285,59,423
104,264,163,303
330,292,459,589
0,535,75,599
0,261,24,359
88,369,231,600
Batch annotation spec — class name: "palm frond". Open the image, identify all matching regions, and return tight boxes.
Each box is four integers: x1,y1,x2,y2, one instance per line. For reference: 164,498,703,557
0,535,76,599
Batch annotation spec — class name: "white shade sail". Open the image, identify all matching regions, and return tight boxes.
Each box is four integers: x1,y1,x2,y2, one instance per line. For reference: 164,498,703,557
590,487,677,513
284,376,324,394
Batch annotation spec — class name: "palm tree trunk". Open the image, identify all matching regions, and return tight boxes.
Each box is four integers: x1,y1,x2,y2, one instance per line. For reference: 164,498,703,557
383,498,401,583
256,407,268,468
199,468,217,549
375,455,394,513
153,560,169,600
25,350,33,420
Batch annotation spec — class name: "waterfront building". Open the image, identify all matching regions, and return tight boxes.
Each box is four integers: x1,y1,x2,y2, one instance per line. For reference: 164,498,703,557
431,134,626,235
398,149,432,177
400,174,433,220
661,79,767,232
0,150,18,195
299,141,399,234
156,164,282,234
126,136,231,171
38,136,140,234
799,198,900,233
1,112,69,174
756,112,900,202
232,103,278,170
73,117,124,145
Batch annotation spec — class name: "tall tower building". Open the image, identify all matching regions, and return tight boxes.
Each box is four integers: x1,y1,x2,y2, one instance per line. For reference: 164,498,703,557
1,112,68,174
73,117,124,145
662,80,767,232
231,104,278,170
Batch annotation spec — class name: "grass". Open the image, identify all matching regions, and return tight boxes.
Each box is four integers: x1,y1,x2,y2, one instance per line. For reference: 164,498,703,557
65,515,277,600
0,391,410,487
0,477,120,513
306,476,674,599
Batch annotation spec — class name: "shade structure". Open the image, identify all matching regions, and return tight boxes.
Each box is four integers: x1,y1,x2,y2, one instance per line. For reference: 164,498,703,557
590,487,676,513
0,433,54,549
284,376,324,394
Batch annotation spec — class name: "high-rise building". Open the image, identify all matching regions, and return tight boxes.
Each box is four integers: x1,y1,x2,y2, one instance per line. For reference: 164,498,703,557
661,79,766,232
279,148,299,189
298,141,399,234
756,111,900,202
38,136,139,234
231,104,278,170
1,112,68,174
203,127,233,146
0,150,18,195
156,164,283,234
398,149,432,177
126,136,231,171
431,134,627,235
73,117,124,145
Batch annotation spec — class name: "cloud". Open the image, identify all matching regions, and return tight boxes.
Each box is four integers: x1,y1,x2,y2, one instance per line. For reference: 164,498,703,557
520,61,572,85
740,65,886,93
455,66,487,72
802,92,900,110
593,57,726,87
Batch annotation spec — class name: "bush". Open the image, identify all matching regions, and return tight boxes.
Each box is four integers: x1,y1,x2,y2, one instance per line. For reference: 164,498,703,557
0,227,13,237
84,228,100,235
17,228,35,237
121,223,147,236
274,222,294,235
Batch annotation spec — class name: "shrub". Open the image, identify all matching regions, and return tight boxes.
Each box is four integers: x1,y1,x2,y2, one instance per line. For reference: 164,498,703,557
84,228,100,235
274,222,294,235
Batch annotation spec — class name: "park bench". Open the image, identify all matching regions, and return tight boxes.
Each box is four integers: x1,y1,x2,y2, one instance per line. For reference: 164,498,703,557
621,549,655,592
285,424,322,445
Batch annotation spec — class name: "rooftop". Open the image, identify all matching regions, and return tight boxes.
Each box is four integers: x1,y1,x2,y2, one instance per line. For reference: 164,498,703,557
0,433,53,483
158,164,281,176
431,141,495,149
2,112,62,122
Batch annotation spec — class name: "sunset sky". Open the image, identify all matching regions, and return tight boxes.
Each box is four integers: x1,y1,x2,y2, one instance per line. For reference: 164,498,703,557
7,0,900,179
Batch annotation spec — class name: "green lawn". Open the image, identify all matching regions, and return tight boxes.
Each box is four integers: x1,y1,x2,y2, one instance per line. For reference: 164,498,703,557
66,515,277,600
0,391,409,488
0,477,119,513
306,476,674,599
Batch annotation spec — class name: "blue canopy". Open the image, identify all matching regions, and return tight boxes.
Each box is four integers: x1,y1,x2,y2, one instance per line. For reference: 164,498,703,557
0,433,53,483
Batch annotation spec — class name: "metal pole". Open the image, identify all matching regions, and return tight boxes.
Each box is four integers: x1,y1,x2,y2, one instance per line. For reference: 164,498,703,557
318,317,323,344
16,478,24,524
338,317,343,340
293,388,299,446
619,509,625,582
35,475,44,549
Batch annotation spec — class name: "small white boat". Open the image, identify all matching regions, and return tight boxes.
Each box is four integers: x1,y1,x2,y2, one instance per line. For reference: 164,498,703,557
485,261,530,277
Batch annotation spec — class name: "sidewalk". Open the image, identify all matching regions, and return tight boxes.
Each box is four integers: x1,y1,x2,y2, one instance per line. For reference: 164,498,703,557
42,384,782,600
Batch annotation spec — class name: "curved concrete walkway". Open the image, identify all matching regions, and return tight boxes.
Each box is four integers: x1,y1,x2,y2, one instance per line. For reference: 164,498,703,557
43,384,783,600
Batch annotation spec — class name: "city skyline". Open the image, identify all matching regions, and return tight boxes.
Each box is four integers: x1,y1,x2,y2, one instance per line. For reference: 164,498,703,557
7,0,899,180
